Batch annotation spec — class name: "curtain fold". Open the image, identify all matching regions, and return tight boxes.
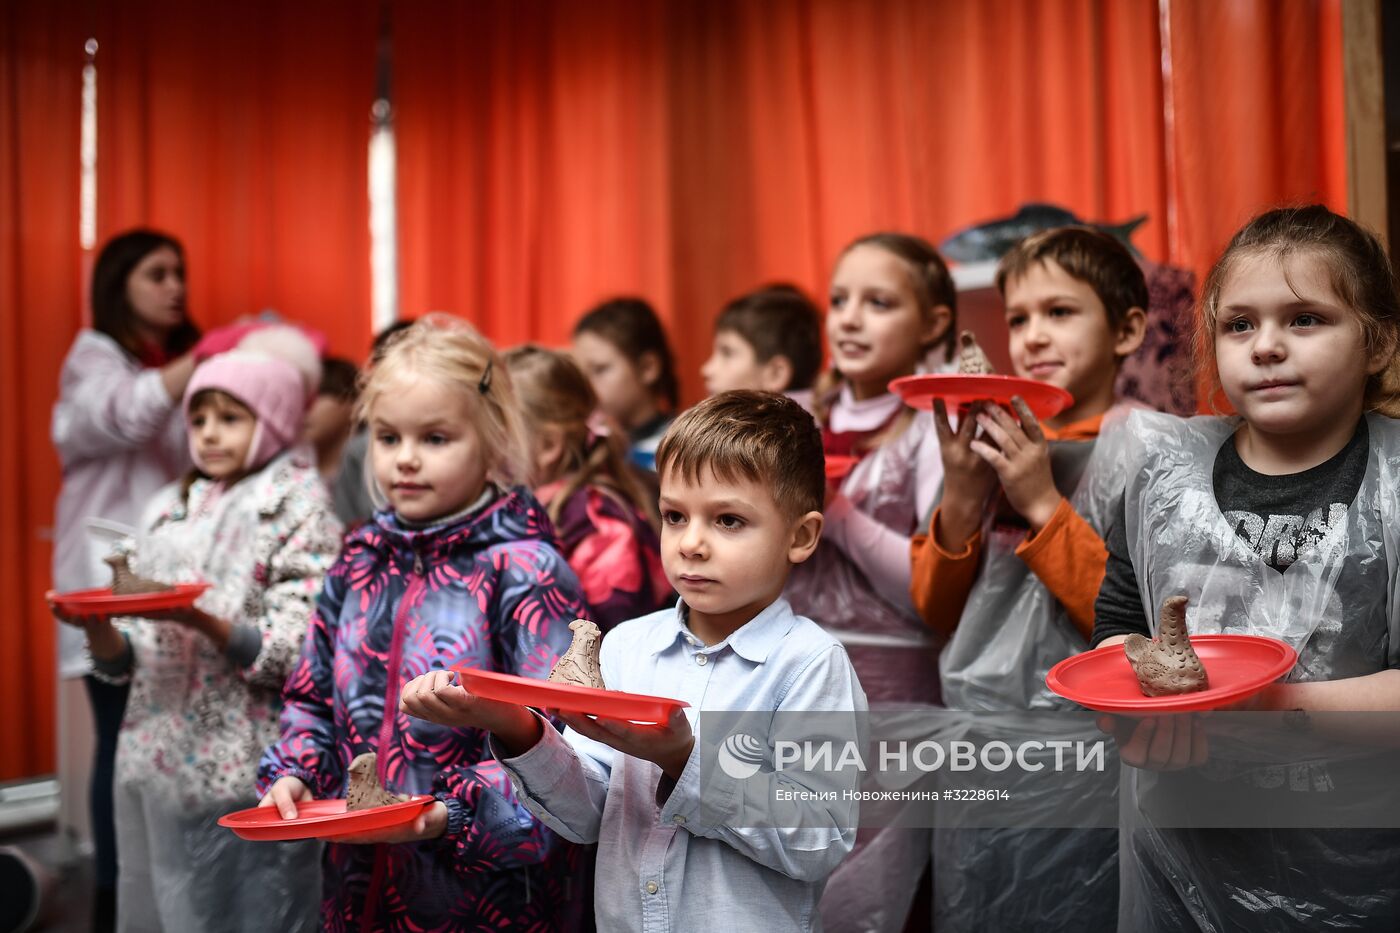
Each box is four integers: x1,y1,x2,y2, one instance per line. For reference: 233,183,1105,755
95,0,378,358
0,0,85,781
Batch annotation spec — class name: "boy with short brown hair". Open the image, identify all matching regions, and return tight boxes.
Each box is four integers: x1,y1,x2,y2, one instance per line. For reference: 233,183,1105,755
402,391,867,933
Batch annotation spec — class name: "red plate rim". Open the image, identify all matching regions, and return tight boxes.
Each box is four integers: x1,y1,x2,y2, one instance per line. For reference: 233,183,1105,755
454,667,688,710
1045,634,1298,713
46,582,211,608
218,795,433,838
888,373,1074,418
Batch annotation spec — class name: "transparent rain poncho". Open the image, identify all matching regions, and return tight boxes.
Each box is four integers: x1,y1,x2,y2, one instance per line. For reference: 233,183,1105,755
930,405,1136,932
1115,410,1400,931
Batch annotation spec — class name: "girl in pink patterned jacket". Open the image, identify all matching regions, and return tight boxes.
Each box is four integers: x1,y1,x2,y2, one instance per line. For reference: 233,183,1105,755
55,327,342,932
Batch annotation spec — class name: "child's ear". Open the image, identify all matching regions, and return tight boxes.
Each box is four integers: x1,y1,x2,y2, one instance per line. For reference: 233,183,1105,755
922,304,953,348
758,355,795,394
787,510,824,564
637,351,662,388
1365,329,1399,376
1114,306,1149,358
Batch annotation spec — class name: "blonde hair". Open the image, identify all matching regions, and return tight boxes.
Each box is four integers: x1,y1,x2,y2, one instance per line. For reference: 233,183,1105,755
503,344,659,528
358,313,530,487
1197,205,1400,417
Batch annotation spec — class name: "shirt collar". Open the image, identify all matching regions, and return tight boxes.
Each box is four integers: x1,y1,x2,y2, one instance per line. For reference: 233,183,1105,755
646,597,797,664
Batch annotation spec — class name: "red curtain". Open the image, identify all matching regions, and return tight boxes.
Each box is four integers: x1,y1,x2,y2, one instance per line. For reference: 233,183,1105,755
1162,0,1347,282
0,0,85,781
0,0,1354,780
95,0,379,359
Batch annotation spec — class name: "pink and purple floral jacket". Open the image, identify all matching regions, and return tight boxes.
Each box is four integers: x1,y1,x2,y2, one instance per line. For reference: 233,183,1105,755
258,486,590,932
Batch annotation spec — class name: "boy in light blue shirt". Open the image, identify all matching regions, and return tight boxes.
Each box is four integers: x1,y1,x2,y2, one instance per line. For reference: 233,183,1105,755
402,390,867,932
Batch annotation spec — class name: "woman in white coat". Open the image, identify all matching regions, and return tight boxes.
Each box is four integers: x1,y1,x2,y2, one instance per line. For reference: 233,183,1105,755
50,229,199,930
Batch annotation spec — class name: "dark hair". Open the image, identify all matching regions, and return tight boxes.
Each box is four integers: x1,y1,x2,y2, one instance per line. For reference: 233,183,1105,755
369,319,415,363
573,298,679,410
656,390,824,520
715,284,823,391
318,357,360,403
91,229,199,358
996,227,1148,328
503,344,659,528
1197,204,1400,416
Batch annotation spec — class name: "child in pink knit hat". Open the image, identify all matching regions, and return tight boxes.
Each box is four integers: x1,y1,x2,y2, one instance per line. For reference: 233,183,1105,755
55,323,343,932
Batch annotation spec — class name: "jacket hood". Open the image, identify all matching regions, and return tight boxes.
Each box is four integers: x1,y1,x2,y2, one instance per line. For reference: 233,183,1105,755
349,485,558,564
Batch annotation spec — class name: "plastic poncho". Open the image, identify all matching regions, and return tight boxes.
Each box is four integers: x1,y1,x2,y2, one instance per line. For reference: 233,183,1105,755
1116,410,1400,931
107,448,342,932
930,406,1133,933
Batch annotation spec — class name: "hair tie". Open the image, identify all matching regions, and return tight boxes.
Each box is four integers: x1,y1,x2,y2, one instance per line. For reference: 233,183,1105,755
478,358,493,395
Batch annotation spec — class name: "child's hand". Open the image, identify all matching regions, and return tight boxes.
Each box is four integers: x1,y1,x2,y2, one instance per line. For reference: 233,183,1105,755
933,399,1000,548
330,801,450,845
557,707,695,780
49,603,110,632
399,671,541,753
1097,712,1209,771
970,397,1061,532
259,775,315,820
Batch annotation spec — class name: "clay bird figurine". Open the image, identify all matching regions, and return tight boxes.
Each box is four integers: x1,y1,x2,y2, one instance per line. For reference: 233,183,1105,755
345,752,410,811
1124,595,1210,697
548,619,605,690
957,331,996,375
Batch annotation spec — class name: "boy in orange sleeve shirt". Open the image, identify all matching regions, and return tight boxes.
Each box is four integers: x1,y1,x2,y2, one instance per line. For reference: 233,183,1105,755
910,228,1150,933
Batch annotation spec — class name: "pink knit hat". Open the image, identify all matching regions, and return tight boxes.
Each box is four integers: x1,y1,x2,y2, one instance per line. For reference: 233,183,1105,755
183,325,323,472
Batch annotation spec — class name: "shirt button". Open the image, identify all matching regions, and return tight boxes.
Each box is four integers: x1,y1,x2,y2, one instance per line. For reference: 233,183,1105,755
645,881,659,895
672,814,686,825
696,654,708,666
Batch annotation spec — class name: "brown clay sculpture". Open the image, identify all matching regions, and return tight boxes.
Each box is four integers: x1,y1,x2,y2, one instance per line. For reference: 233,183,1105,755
105,552,172,595
345,752,411,810
548,619,605,690
957,331,996,375
1124,595,1210,696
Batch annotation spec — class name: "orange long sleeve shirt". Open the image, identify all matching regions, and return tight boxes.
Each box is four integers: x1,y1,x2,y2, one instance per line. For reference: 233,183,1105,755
910,413,1108,641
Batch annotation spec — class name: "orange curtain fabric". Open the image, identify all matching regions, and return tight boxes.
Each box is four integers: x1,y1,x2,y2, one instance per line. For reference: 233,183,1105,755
395,0,1172,402
1162,0,1347,287
95,0,379,359
0,0,85,781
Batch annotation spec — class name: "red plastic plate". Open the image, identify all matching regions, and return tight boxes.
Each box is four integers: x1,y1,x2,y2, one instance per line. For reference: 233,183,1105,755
455,668,688,724
1046,634,1298,713
825,455,859,482
46,583,212,618
218,796,433,842
889,374,1073,421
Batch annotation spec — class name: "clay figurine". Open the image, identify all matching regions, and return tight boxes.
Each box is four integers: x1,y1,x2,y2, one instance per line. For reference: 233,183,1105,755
105,552,172,596
957,331,996,375
548,619,605,690
345,752,411,811
1124,595,1210,696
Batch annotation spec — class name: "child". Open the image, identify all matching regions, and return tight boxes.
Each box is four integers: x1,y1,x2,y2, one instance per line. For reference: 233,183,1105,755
504,344,670,630
303,356,359,485
257,315,591,931
572,297,678,471
50,228,200,928
785,232,954,933
53,325,342,932
399,390,867,933
910,227,1148,931
1091,205,1400,930
700,284,823,404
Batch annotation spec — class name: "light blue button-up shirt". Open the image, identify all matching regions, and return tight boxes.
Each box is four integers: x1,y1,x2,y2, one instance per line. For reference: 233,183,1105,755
497,597,868,932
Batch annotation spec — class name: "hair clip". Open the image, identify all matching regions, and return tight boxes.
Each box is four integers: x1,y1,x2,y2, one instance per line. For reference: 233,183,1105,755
479,358,493,395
